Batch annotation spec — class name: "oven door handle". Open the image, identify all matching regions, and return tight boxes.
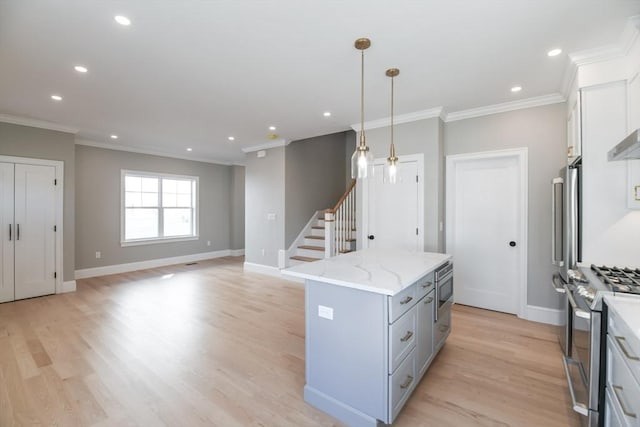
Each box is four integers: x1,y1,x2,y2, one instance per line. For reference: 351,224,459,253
565,286,591,319
562,356,589,417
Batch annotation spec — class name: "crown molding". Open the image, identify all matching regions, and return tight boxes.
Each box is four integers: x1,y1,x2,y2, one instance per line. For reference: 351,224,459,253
350,107,444,131
445,93,566,123
0,113,79,134
75,139,233,165
568,15,640,67
241,139,290,153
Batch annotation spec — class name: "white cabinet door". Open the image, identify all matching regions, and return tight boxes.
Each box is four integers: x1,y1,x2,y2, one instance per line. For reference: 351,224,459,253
0,162,15,303
14,164,56,300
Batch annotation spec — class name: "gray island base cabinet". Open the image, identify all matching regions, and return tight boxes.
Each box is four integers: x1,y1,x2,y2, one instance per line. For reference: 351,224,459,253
283,249,451,427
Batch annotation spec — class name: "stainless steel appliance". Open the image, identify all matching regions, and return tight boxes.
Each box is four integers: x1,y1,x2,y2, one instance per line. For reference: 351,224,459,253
434,261,453,350
562,264,640,427
551,157,582,356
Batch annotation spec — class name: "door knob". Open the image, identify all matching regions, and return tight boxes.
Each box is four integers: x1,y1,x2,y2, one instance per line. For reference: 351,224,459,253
368,235,375,240
509,241,516,247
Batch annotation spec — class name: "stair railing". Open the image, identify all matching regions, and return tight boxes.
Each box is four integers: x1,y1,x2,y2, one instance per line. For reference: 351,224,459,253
324,180,356,258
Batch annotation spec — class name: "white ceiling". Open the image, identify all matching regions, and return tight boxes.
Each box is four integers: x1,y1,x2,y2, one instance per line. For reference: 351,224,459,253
1,1,639,164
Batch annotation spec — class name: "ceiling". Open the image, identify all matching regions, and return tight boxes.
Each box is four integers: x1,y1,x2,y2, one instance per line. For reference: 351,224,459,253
1,1,639,164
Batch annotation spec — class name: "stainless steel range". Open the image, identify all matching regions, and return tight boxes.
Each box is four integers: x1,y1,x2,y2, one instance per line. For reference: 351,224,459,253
562,264,640,427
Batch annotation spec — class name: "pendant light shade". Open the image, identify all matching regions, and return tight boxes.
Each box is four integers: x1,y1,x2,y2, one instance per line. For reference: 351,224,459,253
351,38,374,179
385,68,399,184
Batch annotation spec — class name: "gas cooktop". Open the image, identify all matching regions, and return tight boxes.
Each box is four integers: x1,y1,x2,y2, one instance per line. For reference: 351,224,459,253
591,265,640,295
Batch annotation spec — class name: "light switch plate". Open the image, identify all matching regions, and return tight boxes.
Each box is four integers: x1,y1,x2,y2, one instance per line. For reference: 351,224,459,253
318,305,333,320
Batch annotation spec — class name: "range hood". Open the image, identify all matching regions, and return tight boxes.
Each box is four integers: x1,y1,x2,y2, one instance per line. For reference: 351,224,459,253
608,129,640,161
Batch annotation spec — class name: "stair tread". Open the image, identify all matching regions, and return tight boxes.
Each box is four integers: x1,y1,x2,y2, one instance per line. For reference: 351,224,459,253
290,255,321,262
311,226,324,229
305,235,324,240
298,245,324,251
339,250,353,254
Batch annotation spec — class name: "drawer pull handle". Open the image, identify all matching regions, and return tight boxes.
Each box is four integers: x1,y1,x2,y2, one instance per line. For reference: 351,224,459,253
424,297,433,304
400,331,413,342
421,281,432,288
400,296,413,305
399,375,414,389
612,385,637,418
615,336,640,361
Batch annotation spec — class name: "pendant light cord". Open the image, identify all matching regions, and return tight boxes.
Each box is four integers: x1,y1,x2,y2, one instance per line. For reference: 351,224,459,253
391,74,394,151
360,48,365,145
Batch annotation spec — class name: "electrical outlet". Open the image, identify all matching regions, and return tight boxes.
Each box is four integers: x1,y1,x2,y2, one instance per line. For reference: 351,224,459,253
95,251,101,259
261,248,265,256
207,240,211,246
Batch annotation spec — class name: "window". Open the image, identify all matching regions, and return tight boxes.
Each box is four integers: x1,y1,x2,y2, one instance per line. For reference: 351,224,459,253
121,170,198,245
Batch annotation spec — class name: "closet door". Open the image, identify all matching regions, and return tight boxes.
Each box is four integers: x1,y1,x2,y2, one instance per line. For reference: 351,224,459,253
0,162,14,303
14,164,56,300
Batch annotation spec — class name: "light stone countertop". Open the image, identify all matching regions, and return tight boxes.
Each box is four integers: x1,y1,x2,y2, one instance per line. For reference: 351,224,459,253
604,293,640,340
281,248,452,296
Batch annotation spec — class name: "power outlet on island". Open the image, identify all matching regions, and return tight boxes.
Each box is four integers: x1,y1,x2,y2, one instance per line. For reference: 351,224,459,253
95,251,101,259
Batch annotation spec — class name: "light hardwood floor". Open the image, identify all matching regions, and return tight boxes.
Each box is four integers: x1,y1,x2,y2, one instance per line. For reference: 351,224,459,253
0,257,580,426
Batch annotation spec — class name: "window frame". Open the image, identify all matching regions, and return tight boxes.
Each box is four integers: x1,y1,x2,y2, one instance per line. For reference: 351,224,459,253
120,169,199,247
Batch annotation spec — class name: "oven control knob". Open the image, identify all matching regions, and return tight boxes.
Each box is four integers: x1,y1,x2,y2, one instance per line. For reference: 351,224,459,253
509,241,516,247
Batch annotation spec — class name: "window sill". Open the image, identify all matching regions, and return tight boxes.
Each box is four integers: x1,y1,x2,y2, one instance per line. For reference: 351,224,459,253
121,236,199,247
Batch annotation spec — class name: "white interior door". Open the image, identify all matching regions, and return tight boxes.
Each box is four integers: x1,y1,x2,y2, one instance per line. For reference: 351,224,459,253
14,164,56,300
0,162,15,303
446,151,526,315
368,160,420,251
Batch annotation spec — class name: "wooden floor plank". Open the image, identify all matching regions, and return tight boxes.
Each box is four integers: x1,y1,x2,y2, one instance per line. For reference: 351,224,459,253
0,257,580,426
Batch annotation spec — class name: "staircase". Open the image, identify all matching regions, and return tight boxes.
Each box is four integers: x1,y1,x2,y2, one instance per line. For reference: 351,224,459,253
288,180,357,267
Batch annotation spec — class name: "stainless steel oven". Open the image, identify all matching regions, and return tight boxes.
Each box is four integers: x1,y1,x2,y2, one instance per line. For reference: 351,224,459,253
434,261,453,350
562,272,606,427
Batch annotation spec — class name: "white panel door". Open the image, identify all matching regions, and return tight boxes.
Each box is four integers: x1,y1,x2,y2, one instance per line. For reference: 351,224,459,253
449,154,522,314
14,164,56,300
0,162,15,303
368,160,420,251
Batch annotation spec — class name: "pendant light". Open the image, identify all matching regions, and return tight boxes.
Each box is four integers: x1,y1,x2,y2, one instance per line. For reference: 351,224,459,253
385,68,399,183
351,38,374,180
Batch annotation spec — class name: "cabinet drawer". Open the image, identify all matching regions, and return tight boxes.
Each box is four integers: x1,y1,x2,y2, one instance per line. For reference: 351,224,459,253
606,387,628,427
389,305,417,373
389,284,417,323
607,335,640,426
389,347,416,424
416,272,434,301
609,311,640,387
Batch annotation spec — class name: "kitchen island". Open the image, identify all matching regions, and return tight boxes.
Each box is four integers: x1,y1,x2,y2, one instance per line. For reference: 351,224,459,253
282,248,452,427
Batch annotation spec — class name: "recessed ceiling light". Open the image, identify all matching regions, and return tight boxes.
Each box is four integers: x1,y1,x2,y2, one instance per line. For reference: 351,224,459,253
51,94,62,101
114,15,131,26
511,86,522,93
186,148,193,152
323,112,331,117
74,65,88,73
547,48,562,57
269,126,276,131
228,136,235,141
110,134,118,139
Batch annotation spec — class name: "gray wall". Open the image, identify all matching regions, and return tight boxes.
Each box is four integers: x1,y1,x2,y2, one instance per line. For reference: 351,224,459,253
361,118,444,252
244,146,285,267
285,132,349,247
230,165,245,250
75,145,233,269
444,103,566,309
0,122,76,282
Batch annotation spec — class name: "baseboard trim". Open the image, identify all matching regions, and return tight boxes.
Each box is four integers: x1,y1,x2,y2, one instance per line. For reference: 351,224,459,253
230,249,245,257
59,280,76,293
75,250,234,279
524,305,564,326
243,262,282,277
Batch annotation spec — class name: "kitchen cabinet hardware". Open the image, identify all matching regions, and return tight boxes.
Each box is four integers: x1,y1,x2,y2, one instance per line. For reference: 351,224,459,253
400,331,413,342
615,336,640,361
399,296,413,305
399,375,413,389
612,385,637,418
